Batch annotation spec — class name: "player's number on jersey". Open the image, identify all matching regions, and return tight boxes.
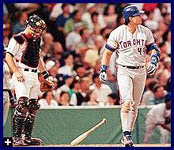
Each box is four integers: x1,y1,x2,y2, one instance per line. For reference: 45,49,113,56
138,47,145,55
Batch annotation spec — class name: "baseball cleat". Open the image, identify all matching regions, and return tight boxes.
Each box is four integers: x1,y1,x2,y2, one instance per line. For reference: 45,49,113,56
13,137,28,146
23,137,43,145
121,135,134,147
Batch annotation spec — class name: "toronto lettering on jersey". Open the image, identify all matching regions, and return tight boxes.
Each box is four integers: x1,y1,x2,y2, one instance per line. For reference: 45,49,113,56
119,39,147,49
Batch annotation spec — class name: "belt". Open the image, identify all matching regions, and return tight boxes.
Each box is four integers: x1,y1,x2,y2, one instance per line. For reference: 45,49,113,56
24,68,37,73
3,89,9,92
120,65,144,69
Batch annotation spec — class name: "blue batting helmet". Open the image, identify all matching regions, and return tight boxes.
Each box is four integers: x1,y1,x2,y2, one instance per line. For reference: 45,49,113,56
122,5,144,22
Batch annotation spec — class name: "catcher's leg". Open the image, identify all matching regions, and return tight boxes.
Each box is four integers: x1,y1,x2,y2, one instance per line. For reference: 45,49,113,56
13,97,29,146
23,99,42,145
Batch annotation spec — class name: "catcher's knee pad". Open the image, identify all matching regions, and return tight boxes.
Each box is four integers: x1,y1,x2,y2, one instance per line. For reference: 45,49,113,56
15,97,29,117
121,100,134,113
28,99,40,115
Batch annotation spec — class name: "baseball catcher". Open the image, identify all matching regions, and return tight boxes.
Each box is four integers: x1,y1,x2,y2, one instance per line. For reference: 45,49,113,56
5,14,55,146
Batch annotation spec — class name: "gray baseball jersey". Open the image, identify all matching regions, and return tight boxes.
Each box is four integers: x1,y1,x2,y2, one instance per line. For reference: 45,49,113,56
106,24,154,66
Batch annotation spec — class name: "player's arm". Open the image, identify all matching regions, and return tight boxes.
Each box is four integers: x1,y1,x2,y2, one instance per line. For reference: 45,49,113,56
156,117,171,131
101,49,113,67
38,57,49,79
147,43,160,65
38,57,56,91
146,27,160,75
5,38,25,82
99,30,118,82
5,53,20,74
99,44,116,82
146,43,160,75
160,124,171,132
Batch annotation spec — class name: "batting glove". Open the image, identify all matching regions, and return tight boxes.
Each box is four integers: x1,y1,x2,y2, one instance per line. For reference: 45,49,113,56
147,55,158,75
99,65,108,82
147,63,156,75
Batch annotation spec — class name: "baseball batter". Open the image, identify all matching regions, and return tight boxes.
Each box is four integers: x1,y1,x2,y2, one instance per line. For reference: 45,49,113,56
5,14,53,146
99,5,160,147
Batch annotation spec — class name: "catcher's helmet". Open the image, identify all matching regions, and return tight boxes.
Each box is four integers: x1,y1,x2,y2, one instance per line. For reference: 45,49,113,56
26,14,46,38
122,5,144,22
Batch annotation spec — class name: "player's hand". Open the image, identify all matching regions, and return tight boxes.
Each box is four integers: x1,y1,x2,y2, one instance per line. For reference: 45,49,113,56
147,55,159,75
99,71,107,82
99,65,108,82
147,63,157,75
14,71,25,82
40,76,57,92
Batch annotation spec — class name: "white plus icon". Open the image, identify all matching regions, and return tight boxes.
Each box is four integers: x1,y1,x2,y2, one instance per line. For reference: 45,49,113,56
5,138,12,146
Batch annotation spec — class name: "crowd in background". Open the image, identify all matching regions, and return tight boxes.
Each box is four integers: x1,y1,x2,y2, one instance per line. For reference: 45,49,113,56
3,3,171,108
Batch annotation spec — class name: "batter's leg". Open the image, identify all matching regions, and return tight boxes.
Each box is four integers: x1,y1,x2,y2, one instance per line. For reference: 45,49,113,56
118,74,133,132
128,72,146,132
117,73,134,146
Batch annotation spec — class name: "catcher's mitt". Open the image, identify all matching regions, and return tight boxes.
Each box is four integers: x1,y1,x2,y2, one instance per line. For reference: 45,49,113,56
38,73,56,92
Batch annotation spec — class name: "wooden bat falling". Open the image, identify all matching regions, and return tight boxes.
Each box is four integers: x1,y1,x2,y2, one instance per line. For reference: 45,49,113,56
70,118,107,146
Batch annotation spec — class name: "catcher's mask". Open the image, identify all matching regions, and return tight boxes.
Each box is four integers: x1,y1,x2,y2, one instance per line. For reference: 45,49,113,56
26,14,46,39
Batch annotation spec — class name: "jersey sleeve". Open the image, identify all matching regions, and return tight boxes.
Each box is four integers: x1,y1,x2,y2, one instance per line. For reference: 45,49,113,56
146,28,155,45
6,37,20,57
105,30,118,52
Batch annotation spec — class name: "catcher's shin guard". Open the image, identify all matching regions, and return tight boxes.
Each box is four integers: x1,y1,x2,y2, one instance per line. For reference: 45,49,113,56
23,114,42,145
13,97,29,146
13,114,25,138
23,99,42,145
13,97,28,138
28,99,40,114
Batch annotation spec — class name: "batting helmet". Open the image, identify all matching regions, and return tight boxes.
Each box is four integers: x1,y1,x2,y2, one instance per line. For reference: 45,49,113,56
122,5,144,22
26,14,46,38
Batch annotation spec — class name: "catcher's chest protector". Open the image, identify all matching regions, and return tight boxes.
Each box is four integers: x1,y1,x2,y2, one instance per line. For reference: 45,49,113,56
20,34,41,68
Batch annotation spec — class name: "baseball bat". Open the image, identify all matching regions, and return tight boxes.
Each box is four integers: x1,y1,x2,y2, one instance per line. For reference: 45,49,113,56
70,118,107,146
